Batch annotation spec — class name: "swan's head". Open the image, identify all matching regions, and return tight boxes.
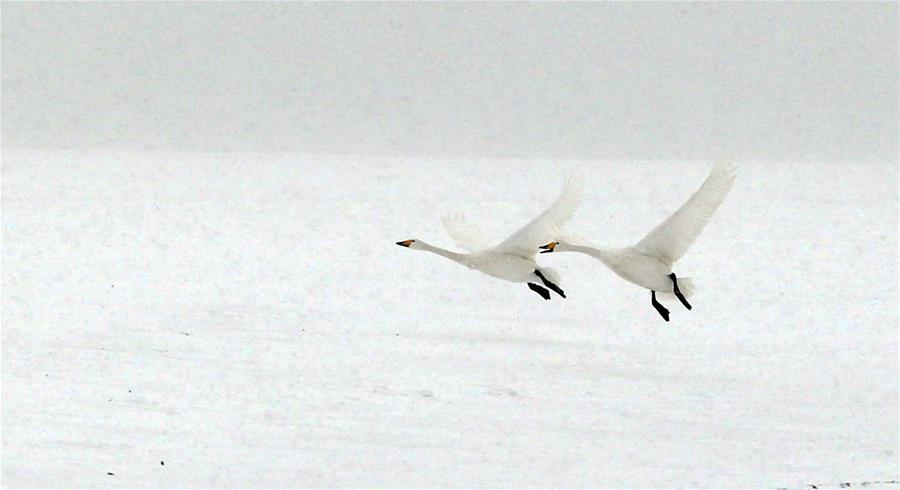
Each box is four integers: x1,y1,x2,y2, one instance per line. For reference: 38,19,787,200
395,239,418,248
539,241,558,254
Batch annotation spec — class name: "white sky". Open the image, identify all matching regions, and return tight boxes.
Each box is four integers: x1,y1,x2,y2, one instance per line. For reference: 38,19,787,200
2,2,897,162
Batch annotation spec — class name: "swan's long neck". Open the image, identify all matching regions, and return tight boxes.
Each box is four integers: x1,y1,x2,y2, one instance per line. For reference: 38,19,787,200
417,242,471,266
560,242,616,266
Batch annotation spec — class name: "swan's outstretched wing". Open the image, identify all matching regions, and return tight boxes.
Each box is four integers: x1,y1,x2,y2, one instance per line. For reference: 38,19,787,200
634,158,736,265
495,175,583,258
441,213,495,253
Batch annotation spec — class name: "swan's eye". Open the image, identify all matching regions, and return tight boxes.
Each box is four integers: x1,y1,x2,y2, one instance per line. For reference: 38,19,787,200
396,240,415,247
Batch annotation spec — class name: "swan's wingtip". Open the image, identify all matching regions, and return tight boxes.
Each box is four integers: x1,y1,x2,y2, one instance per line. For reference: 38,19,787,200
714,152,737,174
562,172,584,189
441,211,465,225
711,154,738,184
560,173,585,203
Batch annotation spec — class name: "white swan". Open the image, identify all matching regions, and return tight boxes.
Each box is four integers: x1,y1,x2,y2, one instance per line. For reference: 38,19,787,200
539,160,736,320
396,177,582,300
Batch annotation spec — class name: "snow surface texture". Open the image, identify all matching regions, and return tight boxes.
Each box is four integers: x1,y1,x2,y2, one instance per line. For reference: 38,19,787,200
2,151,898,488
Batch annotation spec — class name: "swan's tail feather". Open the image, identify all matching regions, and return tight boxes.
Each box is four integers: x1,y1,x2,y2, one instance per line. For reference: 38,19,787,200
658,277,696,299
678,277,695,298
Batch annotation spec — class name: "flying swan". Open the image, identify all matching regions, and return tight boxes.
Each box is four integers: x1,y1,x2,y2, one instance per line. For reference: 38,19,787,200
539,160,736,321
396,177,582,300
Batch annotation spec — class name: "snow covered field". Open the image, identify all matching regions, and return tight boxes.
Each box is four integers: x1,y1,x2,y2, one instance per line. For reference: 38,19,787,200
2,150,897,488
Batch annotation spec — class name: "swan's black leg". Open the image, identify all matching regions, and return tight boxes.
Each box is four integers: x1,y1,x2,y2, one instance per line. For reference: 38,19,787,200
533,269,565,298
528,282,551,300
651,290,670,321
668,273,692,310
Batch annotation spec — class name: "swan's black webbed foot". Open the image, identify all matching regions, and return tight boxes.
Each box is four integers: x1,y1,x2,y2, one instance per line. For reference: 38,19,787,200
668,272,692,310
528,282,551,300
651,290,670,321
533,269,565,298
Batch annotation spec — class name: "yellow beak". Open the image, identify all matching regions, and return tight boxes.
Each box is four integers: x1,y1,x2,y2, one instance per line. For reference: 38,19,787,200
539,242,557,253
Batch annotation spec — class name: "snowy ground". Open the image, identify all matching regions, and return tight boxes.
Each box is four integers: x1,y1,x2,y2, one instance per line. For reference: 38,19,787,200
2,150,897,488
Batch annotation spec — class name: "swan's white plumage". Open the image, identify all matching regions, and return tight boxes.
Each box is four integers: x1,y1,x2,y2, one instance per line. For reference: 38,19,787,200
399,176,582,290
495,175,582,258
634,158,736,265
545,160,734,305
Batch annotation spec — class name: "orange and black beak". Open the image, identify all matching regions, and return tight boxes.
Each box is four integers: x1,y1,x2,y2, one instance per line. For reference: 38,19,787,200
539,242,557,254
396,239,415,248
